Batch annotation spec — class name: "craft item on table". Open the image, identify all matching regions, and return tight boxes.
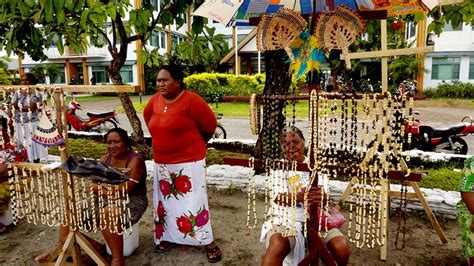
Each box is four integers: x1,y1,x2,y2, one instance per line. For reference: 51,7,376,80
61,155,138,184
314,5,365,69
256,8,307,59
32,110,64,147
288,30,326,79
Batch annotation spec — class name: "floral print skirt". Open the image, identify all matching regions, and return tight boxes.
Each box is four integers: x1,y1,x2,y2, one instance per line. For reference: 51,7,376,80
152,159,214,246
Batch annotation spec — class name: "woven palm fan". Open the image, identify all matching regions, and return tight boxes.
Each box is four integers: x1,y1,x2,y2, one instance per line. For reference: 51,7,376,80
257,8,307,58
32,110,65,147
313,5,365,69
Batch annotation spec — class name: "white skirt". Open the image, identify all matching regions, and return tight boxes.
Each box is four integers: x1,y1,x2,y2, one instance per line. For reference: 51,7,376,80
14,121,48,162
153,159,214,246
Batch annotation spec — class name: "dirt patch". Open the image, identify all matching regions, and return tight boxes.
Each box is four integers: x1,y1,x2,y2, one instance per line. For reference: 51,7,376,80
0,183,466,265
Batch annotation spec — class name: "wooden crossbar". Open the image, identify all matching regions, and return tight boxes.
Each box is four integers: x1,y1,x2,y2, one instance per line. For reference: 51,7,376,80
339,46,434,61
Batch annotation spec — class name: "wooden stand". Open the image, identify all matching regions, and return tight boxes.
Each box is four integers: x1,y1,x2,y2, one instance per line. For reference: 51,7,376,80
335,175,448,261
4,85,136,265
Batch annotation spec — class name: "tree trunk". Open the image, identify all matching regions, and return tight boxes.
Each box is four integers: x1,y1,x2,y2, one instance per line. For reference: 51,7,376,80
254,50,291,160
108,59,151,159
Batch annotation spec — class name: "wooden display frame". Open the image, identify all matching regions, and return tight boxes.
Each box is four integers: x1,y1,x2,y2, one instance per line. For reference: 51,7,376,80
3,85,136,266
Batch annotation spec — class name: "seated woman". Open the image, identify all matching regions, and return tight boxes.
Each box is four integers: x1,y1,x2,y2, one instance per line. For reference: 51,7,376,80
35,128,148,266
261,126,350,265
458,156,474,266
0,115,28,233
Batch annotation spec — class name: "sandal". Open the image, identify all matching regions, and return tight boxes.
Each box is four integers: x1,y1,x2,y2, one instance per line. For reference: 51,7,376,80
155,241,177,253
205,245,222,263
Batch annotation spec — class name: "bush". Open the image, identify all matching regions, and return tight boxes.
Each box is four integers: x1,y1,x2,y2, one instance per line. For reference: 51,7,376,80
424,80,474,98
184,73,265,100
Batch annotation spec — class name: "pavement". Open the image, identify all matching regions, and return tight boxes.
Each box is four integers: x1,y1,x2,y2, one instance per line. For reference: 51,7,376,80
78,95,474,155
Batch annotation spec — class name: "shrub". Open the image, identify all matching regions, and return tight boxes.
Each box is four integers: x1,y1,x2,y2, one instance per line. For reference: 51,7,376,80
184,73,265,99
424,80,474,98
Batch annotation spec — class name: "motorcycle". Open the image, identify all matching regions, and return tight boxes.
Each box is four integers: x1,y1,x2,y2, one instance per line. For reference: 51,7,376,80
66,100,119,132
404,113,474,154
397,80,416,96
213,112,227,139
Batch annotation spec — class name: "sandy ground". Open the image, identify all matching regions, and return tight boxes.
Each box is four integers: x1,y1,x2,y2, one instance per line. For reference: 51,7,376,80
0,180,467,266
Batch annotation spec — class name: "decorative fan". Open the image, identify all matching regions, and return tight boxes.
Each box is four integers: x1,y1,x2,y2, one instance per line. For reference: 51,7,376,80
288,30,326,79
256,8,307,57
32,110,64,147
314,5,365,69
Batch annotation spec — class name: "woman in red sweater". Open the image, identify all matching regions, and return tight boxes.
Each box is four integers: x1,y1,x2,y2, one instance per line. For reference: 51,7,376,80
144,65,221,263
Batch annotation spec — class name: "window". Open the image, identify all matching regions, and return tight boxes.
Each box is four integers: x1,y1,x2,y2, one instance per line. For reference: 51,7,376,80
469,57,474,79
149,32,159,47
151,0,160,11
53,65,66,84
171,33,182,50
149,31,166,49
92,66,110,84
431,57,460,80
160,31,166,49
443,22,462,31
405,21,416,39
120,65,133,84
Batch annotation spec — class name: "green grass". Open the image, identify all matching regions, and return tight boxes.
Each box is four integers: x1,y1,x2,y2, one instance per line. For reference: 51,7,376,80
418,166,462,192
49,138,107,159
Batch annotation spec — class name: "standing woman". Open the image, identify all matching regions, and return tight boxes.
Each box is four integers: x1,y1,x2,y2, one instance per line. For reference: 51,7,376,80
144,65,221,263
12,73,48,163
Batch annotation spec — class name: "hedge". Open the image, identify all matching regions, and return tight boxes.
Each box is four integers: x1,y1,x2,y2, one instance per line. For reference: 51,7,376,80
424,80,474,98
184,73,265,102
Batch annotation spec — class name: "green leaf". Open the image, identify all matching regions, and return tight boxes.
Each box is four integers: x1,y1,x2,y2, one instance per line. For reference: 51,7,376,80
106,7,116,20
57,9,65,23
54,0,64,11
57,35,64,54
80,9,90,28
45,0,53,22
17,2,29,17
191,18,204,34
33,9,42,23
64,0,74,10
413,12,424,23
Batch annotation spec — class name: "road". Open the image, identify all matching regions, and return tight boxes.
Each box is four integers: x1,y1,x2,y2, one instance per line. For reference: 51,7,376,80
79,98,474,155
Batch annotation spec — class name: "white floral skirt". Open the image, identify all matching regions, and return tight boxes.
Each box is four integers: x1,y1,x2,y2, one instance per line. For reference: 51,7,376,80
152,159,214,246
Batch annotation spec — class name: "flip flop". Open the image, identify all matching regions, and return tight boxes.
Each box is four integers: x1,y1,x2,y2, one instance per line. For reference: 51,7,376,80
205,245,222,263
155,241,177,253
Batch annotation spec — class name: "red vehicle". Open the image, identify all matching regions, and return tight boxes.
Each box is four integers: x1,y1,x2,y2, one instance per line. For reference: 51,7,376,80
404,114,474,154
66,101,119,132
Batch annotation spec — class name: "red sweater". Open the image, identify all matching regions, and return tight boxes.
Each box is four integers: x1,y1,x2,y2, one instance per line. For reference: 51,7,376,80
144,91,217,164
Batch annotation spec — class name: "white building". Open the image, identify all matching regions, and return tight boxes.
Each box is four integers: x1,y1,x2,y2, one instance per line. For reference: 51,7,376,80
407,20,474,89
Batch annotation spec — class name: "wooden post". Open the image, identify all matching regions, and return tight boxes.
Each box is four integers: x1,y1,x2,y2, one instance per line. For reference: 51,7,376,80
381,20,388,93
415,14,428,94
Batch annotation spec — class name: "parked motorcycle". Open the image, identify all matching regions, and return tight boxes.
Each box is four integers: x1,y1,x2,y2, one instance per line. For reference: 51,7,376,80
213,112,227,139
404,113,474,154
66,100,119,132
397,80,416,96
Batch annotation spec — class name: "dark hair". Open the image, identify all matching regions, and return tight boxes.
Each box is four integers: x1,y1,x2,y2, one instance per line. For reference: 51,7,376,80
22,73,37,85
104,128,132,149
158,65,185,88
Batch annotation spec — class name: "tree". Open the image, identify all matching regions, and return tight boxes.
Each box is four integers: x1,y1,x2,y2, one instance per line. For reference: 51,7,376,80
31,64,62,84
0,0,206,158
176,25,229,73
